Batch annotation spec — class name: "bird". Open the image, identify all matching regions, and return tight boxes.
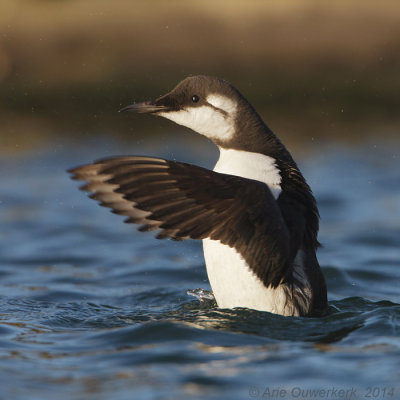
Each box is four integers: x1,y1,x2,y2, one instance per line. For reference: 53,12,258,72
69,75,328,317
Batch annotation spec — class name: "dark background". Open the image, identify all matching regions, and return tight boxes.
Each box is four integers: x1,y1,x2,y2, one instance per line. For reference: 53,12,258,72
1,0,399,153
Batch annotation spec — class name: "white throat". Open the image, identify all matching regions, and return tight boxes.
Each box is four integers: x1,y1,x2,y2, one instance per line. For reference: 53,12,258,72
213,148,282,199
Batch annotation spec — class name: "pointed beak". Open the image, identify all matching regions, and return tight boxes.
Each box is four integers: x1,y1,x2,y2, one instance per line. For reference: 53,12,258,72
119,101,170,114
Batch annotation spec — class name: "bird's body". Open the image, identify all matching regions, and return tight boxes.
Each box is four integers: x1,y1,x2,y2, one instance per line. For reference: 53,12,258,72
70,75,328,317
204,148,284,312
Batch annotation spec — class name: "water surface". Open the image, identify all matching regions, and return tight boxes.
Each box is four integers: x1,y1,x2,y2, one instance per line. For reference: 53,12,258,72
1,137,399,399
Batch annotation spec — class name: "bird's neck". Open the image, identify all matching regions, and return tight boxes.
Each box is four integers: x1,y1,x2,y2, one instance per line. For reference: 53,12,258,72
215,118,320,252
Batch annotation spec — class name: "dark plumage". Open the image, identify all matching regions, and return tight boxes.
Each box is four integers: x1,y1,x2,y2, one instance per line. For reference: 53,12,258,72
70,156,290,288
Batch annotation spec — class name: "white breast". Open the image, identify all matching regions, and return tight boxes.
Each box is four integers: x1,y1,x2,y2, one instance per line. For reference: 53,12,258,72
213,148,282,198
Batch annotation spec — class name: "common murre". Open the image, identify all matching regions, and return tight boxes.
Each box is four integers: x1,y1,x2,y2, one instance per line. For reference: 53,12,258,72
69,75,328,317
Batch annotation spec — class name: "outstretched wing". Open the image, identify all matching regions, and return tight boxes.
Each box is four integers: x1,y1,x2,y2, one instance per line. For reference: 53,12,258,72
69,156,291,287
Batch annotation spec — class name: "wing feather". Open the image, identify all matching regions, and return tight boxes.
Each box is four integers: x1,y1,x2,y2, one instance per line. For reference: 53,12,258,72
69,155,293,287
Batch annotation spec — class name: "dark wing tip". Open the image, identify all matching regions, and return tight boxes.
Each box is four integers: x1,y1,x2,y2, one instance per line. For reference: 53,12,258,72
67,166,80,178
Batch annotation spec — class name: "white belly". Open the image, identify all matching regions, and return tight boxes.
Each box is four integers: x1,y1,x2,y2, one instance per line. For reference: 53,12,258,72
201,148,306,316
203,239,298,316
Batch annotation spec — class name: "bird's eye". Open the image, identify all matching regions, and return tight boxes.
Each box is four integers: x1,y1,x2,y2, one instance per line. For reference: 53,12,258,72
191,95,200,103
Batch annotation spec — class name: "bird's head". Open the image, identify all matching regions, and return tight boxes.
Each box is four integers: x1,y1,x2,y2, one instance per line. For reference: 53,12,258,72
120,75,244,144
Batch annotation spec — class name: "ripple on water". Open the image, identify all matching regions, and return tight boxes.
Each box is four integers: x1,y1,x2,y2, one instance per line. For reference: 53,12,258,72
0,142,399,399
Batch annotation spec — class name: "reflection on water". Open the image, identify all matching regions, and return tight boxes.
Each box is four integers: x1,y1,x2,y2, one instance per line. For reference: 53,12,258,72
0,137,399,399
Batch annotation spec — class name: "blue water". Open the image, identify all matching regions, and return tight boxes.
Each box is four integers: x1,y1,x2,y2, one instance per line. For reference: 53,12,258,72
1,136,399,400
